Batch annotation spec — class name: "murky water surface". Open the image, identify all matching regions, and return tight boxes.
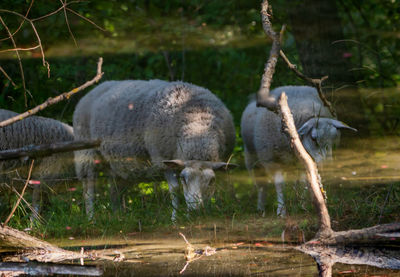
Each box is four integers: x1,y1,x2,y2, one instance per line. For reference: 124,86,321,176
52,228,400,277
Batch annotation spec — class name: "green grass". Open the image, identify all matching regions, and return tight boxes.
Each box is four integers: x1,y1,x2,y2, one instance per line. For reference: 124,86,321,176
1,171,399,240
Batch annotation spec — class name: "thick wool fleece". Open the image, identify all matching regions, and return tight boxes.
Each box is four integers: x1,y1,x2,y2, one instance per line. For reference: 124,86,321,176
73,80,235,180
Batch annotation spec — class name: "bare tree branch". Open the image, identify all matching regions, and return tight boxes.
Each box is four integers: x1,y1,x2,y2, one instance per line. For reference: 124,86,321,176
0,57,103,128
256,0,284,111
279,51,335,117
65,8,106,32
0,0,34,42
256,0,335,117
278,93,332,237
0,139,101,160
60,0,78,47
0,65,17,87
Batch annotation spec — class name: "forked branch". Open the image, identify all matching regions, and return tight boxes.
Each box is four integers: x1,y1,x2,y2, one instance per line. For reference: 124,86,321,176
0,57,103,128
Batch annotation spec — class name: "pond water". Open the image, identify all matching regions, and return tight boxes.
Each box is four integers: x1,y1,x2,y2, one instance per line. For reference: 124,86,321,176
53,231,400,276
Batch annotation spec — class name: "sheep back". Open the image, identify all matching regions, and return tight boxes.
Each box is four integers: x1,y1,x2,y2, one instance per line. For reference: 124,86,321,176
73,80,235,180
0,109,74,180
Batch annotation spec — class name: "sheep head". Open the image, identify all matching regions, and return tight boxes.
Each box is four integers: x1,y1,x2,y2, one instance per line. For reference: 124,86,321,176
298,118,357,163
163,160,237,211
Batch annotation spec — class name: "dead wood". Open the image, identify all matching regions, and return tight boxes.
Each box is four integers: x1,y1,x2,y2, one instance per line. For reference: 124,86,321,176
0,225,86,263
0,140,101,161
257,0,335,116
278,93,332,237
258,0,399,245
0,57,103,129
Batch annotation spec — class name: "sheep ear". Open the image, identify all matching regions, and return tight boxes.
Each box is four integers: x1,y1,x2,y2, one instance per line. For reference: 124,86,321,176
298,118,316,137
329,119,357,132
163,159,185,169
211,162,238,171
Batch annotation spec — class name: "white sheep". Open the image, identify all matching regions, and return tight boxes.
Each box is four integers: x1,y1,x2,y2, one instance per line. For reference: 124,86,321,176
241,86,356,216
0,109,75,216
73,79,236,220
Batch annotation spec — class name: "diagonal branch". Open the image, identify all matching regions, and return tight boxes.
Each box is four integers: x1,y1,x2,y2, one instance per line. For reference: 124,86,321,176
279,50,335,117
0,0,34,42
278,93,332,237
0,57,103,128
256,0,284,111
60,0,78,47
0,66,17,87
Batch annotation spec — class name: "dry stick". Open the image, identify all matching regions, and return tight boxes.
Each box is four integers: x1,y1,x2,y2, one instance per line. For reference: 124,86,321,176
0,16,27,106
0,57,103,128
0,139,101,161
179,232,217,274
60,0,78,47
3,160,35,226
278,93,333,237
0,0,34,42
0,45,41,53
0,65,17,87
256,0,283,111
279,50,336,117
0,9,50,77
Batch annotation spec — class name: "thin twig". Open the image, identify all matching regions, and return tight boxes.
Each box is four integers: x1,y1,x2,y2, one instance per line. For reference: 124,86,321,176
0,66,17,87
3,160,35,226
0,16,27,106
279,51,335,117
60,0,78,47
65,8,106,32
0,57,103,128
0,0,34,42
0,45,40,53
0,9,50,77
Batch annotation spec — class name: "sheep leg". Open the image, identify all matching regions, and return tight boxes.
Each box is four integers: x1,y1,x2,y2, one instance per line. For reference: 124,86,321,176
83,168,95,220
165,169,179,222
274,171,286,217
30,182,41,222
251,169,268,217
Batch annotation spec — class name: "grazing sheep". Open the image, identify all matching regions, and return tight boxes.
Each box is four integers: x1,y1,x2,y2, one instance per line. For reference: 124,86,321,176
241,86,356,216
0,109,75,216
73,80,236,220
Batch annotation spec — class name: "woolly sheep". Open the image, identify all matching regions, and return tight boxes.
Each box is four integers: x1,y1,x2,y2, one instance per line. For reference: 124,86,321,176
73,79,236,220
0,109,75,215
241,86,356,216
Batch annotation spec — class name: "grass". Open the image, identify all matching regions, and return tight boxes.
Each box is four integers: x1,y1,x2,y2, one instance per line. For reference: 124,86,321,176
1,168,399,240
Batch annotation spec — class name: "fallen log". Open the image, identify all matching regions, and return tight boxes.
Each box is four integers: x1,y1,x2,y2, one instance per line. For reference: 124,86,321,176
0,225,87,263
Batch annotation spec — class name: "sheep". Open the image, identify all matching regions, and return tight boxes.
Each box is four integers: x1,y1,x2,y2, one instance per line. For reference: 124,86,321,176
73,79,236,220
241,86,356,216
0,109,75,216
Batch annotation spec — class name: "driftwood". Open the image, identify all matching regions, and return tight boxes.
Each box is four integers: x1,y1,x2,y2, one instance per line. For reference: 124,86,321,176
297,241,400,277
0,225,86,263
257,0,400,244
0,262,103,276
0,140,101,161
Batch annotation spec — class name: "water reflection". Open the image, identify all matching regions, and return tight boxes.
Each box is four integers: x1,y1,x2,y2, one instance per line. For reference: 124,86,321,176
0,262,102,276
297,243,400,277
